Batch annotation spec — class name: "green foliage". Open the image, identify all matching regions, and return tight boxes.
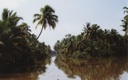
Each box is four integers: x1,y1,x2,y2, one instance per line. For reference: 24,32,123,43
33,5,58,40
54,23,127,58
121,6,128,35
0,8,52,72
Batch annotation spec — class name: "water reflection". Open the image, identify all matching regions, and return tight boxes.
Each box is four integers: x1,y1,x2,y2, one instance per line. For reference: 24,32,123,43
55,56,128,80
0,58,51,80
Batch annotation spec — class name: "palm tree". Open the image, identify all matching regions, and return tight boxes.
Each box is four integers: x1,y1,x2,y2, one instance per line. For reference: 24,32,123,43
0,8,26,44
90,24,100,40
1,8,23,28
33,5,58,40
83,23,91,40
121,7,128,35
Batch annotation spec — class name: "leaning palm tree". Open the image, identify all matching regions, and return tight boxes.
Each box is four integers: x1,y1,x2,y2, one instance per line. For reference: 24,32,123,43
33,5,58,40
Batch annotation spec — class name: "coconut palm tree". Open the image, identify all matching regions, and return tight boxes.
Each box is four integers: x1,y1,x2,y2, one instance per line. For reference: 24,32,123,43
83,23,91,40
33,5,58,40
0,8,30,45
1,8,22,28
121,7,128,35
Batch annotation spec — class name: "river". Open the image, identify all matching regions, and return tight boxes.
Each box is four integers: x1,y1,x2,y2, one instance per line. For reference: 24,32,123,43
0,56,128,80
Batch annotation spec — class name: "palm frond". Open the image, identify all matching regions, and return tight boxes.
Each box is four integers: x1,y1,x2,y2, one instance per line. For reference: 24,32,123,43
40,8,44,12
124,15,128,20
34,14,41,17
123,7,128,13
13,17,23,23
2,8,9,20
19,22,28,28
86,22,91,28
11,12,17,18
51,15,58,22
48,20,56,29
123,7,128,9
9,10,13,17
43,20,47,29
35,20,42,29
33,16,41,23
44,5,55,13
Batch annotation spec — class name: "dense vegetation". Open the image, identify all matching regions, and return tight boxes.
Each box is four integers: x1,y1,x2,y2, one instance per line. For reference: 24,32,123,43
0,5,58,73
54,7,128,58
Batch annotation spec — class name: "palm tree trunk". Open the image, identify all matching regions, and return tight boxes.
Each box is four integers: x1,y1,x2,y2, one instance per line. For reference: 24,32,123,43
37,27,43,40
30,27,43,47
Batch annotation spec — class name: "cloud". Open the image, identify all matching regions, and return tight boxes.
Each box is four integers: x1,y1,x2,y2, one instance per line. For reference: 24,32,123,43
0,0,28,8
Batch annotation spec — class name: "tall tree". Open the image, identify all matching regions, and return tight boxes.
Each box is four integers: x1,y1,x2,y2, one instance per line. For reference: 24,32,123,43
33,5,58,39
121,7,128,35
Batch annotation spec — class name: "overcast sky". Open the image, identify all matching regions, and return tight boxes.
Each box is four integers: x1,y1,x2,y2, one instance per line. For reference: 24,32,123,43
0,0,127,49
